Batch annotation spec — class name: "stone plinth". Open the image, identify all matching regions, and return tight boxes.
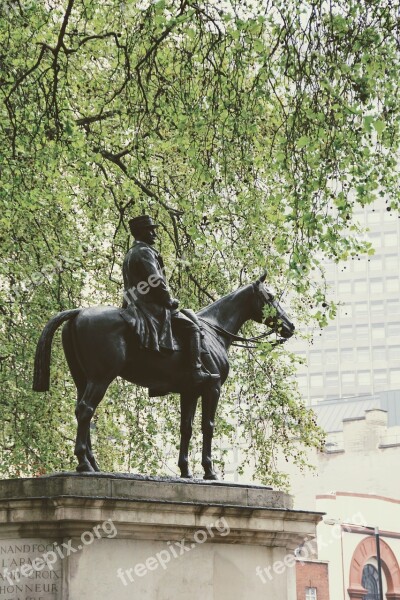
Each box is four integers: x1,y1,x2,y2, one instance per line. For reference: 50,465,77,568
0,474,323,600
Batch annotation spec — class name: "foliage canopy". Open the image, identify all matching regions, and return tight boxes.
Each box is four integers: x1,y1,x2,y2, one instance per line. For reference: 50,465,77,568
1,0,399,486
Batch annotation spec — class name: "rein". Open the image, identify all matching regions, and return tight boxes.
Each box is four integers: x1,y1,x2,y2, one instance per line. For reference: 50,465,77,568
198,317,287,348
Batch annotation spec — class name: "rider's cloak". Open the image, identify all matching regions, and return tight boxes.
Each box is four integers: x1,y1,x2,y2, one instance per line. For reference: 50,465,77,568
121,241,178,352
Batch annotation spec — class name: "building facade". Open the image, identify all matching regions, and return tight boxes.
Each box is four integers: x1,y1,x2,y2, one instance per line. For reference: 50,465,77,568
286,406,400,600
292,198,400,404
296,560,330,600
316,493,400,600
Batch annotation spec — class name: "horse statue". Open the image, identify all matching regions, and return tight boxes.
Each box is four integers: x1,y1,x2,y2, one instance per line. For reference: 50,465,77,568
33,273,295,479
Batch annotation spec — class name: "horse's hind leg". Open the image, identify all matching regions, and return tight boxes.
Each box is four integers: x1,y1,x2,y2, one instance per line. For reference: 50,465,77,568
86,429,100,472
62,321,101,471
178,392,199,478
201,383,221,480
74,381,109,473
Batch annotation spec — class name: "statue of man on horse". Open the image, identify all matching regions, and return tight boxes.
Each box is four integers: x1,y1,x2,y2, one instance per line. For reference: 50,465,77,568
121,215,219,387
33,214,295,478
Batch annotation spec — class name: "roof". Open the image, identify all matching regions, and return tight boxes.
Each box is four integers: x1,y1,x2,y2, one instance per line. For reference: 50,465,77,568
314,390,400,433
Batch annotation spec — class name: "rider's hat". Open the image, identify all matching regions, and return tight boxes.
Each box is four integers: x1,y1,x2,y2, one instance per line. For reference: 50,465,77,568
129,215,159,235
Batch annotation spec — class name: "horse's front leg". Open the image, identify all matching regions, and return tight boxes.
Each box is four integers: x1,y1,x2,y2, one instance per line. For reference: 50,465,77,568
178,392,199,478
201,383,221,480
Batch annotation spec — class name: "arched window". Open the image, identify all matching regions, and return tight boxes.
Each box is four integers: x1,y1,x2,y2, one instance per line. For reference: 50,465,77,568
362,564,380,600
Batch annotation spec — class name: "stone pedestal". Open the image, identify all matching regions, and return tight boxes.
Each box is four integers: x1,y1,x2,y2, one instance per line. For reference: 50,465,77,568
0,474,322,600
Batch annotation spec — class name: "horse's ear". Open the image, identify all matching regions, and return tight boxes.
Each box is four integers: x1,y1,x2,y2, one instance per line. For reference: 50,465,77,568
255,271,267,285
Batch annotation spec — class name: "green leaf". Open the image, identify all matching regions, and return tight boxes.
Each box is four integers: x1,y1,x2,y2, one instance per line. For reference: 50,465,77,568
373,119,385,135
296,136,310,149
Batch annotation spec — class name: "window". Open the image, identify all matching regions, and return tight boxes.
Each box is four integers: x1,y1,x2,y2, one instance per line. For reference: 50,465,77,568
373,370,387,390
326,372,339,388
386,278,399,293
370,279,384,294
342,372,355,385
371,300,384,317
389,369,400,387
370,233,382,248
371,324,385,340
358,371,371,386
384,231,398,248
354,279,368,294
388,346,400,361
356,347,370,365
369,257,382,272
388,323,400,339
355,325,369,343
310,350,323,366
297,375,308,390
387,299,400,315
341,326,353,342
385,254,399,270
338,280,352,294
324,326,338,341
341,348,354,363
372,347,386,362
362,564,380,600
367,210,380,224
324,350,338,366
306,588,317,600
354,301,368,317
353,259,367,272
339,303,352,318
310,374,323,387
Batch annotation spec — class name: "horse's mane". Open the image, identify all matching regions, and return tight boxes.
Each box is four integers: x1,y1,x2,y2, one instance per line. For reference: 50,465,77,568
196,283,253,319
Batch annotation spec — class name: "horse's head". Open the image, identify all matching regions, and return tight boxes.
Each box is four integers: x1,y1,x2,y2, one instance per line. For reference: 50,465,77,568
251,273,295,339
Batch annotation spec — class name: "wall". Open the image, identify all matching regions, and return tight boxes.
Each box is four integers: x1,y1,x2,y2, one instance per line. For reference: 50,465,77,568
296,561,330,600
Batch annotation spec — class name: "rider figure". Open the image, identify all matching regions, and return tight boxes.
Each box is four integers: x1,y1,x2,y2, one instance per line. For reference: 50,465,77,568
122,215,219,386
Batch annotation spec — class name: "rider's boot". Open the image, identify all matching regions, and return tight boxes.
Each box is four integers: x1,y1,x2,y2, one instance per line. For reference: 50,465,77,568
189,330,220,385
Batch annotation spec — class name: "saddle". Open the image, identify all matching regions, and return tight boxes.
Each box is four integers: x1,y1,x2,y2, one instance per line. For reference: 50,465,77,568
173,309,210,360
120,305,207,352
120,306,212,396
179,308,206,341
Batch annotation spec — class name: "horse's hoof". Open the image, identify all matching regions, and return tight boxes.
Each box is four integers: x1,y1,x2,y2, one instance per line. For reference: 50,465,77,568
76,460,95,473
180,472,193,479
204,472,218,481
88,456,101,472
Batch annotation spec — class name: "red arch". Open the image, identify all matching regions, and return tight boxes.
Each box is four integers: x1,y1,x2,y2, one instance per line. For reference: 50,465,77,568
348,535,400,600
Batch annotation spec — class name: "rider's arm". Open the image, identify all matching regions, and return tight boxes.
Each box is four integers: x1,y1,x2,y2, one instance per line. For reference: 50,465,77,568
136,248,176,307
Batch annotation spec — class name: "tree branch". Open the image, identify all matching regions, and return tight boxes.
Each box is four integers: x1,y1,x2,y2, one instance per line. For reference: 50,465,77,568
134,1,189,71
76,110,120,127
96,147,182,216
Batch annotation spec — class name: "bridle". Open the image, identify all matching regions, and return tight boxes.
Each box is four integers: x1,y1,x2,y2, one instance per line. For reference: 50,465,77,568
198,318,283,348
198,283,289,349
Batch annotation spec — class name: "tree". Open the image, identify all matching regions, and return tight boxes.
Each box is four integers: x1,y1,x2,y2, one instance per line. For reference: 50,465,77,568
1,0,398,487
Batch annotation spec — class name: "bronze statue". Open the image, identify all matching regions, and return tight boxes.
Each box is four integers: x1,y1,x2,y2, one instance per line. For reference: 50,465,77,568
33,219,295,479
121,215,219,386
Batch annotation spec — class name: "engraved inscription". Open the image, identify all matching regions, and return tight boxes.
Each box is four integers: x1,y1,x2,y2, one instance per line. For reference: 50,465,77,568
0,540,61,600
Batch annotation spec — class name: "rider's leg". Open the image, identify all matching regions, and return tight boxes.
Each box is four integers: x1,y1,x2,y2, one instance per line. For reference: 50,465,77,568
172,315,219,385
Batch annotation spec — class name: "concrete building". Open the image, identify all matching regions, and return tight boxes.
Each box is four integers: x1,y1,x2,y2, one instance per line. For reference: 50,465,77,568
292,198,400,404
288,405,400,600
316,492,400,600
289,197,400,599
288,405,400,510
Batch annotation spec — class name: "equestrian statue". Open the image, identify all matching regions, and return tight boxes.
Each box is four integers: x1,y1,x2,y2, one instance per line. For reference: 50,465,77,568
33,215,295,480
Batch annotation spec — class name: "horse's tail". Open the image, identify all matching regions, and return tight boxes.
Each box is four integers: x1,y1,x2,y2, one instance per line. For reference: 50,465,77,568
33,309,81,392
